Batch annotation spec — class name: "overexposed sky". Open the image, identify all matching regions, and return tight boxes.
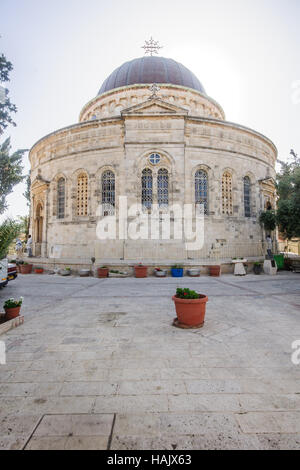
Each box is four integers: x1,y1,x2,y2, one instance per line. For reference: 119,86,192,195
1,0,299,220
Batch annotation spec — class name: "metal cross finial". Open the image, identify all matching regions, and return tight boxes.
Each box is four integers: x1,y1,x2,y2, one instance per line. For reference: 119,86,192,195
149,84,160,99
142,37,163,56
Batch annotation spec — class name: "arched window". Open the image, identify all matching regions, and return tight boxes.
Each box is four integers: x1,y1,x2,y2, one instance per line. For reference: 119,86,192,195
102,171,115,216
77,173,88,216
222,172,233,215
244,176,251,217
157,169,169,208
195,170,208,215
57,178,65,219
142,169,153,210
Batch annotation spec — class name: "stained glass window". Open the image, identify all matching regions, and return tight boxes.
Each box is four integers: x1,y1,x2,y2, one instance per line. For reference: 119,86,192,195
195,170,208,215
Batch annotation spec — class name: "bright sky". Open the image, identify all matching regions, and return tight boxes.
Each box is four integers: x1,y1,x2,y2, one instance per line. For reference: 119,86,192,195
1,0,299,220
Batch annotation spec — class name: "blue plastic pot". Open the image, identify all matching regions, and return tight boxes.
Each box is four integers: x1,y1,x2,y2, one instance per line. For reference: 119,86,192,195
171,268,184,278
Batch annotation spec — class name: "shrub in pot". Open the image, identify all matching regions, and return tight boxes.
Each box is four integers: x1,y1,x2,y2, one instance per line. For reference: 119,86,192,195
16,261,24,273
209,265,221,277
4,297,23,321
98,266,109,278
171,265,184,278
134,264,148,278
253,262,263,275
173,288,208,327
60,267,71,276
20,263,33,274
154,268,167,277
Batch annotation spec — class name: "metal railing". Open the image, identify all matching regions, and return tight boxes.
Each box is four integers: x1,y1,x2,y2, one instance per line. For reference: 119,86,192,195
189,242,265,262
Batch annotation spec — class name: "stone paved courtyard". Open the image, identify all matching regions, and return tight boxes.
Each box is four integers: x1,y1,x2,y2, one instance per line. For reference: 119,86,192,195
0,272,300,450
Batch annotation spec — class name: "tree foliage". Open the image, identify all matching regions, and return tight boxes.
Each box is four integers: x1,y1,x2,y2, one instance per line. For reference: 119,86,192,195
18,214,30,241
276,150,300,239
0,53,17,134
23,174,31,207
0,218,22,260
259,210,277,232
0,138,26,214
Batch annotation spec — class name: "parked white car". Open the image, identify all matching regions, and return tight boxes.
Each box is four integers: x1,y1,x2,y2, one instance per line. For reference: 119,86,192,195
0,259,8,288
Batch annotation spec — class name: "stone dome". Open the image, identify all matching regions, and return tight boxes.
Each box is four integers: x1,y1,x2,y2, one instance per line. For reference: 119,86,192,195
98,56,206,95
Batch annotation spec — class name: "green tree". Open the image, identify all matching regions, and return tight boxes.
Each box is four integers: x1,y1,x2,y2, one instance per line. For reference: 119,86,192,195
23,174,31,207
18,214,30,241
0,218,21,260
276,150,300,239
0,53,17,134
0,138,26,214
259,210,277,232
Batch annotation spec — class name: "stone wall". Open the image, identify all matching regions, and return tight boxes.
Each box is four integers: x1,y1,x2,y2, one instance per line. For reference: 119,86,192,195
29,86,277,261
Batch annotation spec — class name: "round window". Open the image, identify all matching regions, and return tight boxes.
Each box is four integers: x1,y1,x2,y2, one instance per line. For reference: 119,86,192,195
149,153,161,165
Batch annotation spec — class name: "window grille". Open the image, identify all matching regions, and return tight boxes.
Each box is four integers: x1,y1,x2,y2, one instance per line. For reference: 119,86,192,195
77,173,88,216
102,171,115,216
57,178,65,219
244,176,251,217
195,170,208,215
142,169,153,210
157,169,169,208
149,153,161,165
222,172,233,215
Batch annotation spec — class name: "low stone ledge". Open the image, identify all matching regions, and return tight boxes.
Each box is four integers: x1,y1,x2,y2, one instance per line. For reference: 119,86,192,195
0,315,24,336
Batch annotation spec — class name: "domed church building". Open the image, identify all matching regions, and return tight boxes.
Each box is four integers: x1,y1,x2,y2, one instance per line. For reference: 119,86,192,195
29,43,277,269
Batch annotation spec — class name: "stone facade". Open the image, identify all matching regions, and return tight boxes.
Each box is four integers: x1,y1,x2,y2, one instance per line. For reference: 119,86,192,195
29,79,277,263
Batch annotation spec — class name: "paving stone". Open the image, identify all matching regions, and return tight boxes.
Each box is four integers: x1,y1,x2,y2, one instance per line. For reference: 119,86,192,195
185,379,242,394
34,414,114,437
118,380,186,396
60,381,117,397
1,273,300,450
168,394,242,412
94,395,169,413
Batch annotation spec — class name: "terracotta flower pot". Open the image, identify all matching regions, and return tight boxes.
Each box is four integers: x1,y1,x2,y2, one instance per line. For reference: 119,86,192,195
134,266,148,278
172,295,208,327
20,264,33,274
209,265,221,277
5,306,21,321
34,268,44,274
97,268,109,278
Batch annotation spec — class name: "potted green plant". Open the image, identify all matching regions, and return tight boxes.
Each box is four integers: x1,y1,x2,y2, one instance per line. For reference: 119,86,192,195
60,267,71,276
172,288,208,328
20,262,33,274
154,268,167,277
97,266,109,278
34,266,44,274
253,262,263,275
134,264,148,278
16,260,24,273
4,297,23,321
171,265,184,277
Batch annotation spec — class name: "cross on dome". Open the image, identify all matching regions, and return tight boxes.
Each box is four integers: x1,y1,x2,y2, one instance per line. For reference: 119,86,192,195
141,37,163,56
